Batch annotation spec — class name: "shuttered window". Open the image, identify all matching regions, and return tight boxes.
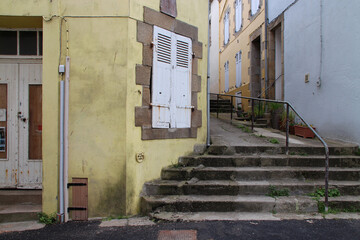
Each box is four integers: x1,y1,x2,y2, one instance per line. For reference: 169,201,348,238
152,26,192,129
224,61,229,92
235,51,242,87
235,0,242,32
251,0,260,16
224,11,230,45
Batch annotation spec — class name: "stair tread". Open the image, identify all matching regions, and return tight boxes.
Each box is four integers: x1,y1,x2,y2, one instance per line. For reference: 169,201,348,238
165,166,360,171
148,179,360,186
184,154,360,159
0,190,42,196
144,194,360,203
144,194,313,203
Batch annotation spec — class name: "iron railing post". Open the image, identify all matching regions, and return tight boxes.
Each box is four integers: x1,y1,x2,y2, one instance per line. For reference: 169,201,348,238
251,100,254,131
216,94,219,119
286,104,289,155
325,149,330,212
230,96,233,122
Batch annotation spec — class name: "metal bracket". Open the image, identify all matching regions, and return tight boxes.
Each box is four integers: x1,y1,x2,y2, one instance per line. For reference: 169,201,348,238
67,207,87,212
67,182,87,188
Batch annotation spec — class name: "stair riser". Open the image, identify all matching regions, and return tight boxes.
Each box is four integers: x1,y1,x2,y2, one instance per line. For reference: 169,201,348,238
206,146,358,156
0,212,38,223
146,184,360,196
162,170,360,181
142,200,317,214
0,194,42,205
179,157,360,168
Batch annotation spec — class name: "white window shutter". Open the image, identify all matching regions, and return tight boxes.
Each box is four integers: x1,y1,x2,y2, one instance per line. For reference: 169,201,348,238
251,0,260,15
236,51,242,87
174,34,192,128
224,12,229,45
152,26,172,128
235,0,242,32
225,61,229,92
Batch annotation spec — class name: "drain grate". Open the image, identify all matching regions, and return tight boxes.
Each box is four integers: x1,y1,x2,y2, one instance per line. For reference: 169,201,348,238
158,230,197,240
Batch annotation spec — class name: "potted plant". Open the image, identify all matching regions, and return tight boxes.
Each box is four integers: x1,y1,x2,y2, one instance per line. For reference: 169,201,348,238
294,123,316,138
268,102,283,129
236,105,243,117
280,110,295,134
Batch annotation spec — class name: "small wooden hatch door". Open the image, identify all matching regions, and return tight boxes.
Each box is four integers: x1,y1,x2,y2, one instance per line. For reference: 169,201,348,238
71,178,88,220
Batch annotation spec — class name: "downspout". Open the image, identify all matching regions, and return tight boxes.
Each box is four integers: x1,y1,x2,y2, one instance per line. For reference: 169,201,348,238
264,0,269,99
207,0,211,147
59,80,65,222
64,57,70,222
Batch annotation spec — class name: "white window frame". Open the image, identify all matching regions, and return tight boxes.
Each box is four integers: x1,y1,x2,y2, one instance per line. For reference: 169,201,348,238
235,0,242,32
224,61,229,92
151,26,193,129
251,0,260,16
235,51,242,87
224,10,230,45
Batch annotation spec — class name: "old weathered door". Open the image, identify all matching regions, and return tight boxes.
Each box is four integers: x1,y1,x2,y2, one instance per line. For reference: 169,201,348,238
0,63,42,188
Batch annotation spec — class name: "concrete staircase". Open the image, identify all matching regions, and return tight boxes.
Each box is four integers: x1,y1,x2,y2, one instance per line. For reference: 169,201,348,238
141,145,360,220
0,190,42,223
210,99,234,113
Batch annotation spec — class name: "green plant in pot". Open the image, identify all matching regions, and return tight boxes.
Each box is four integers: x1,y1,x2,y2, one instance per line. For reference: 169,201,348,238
268,102,283,129
236,105,243,117
280,110,295,134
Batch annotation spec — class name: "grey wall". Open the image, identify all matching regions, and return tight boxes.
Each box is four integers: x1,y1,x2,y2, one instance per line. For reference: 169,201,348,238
284,0,360,144
268,0,295,22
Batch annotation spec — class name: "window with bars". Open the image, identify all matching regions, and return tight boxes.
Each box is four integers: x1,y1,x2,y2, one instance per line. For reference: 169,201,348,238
0,30,42,56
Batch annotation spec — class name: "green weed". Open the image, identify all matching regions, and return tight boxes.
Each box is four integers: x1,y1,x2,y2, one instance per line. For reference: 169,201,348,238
269,138,279,144
38,212,57,225
267,185,289,198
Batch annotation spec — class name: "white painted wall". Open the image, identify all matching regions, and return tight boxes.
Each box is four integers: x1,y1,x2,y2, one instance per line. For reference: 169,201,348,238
209,0,219,94
268,0,295,22
284,0,360,144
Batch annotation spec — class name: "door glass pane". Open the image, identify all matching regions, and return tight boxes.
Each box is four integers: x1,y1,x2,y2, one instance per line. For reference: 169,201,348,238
29,85,42,159
20,31,37,55
0,31,17,55
0,84,7,158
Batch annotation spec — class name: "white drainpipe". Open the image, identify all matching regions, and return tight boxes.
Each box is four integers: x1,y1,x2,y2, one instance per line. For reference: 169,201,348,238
59,80,65,222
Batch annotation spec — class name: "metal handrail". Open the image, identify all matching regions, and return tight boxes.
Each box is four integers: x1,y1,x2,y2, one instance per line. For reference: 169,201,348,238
210,93,330,211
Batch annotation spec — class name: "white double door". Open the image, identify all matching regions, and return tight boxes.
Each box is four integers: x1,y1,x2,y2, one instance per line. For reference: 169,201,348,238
0,63,42,189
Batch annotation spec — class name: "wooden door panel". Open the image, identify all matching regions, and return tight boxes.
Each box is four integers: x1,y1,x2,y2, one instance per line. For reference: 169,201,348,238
29,85,42,160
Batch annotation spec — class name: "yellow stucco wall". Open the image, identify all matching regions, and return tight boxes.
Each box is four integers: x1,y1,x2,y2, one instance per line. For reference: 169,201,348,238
218,0,265,111
1,0,208,217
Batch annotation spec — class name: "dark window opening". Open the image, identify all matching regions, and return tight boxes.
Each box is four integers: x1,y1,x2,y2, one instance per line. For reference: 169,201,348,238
38,31,43,56
0,31,17,55
20,31,37,55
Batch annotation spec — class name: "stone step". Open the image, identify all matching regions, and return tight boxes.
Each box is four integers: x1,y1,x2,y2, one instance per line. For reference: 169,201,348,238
144,180,360,196
0,204,41,223
206,145,358,156
161,167,360,181
179,155,360,168
0,190,42,205
141,195,318,214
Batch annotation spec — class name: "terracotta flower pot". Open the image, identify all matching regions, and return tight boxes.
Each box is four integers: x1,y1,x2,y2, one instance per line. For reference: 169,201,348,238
294,125,316,138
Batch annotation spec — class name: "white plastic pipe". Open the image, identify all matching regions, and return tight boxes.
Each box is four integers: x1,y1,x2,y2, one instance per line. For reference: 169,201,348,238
59,80,65,223
64,56,70,222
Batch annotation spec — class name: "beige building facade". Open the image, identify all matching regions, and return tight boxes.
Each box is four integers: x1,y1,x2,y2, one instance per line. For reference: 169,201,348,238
218,0,267,111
